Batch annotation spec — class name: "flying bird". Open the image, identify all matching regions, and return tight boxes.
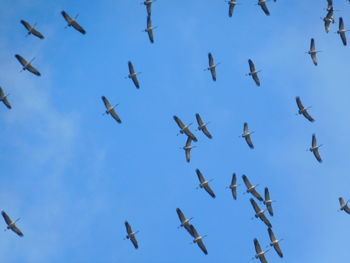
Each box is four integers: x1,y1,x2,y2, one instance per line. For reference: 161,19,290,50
15,54,41,76
176,208,194,236
338,197,350,214
242,175,263,201
307,38,320,66
182,136,195,162
226,0,238,17
127,61,141,89
195,113,212,139
144,15,156,43
322,9,334,33
189,225,208,255
337,17,348,46
267,228,283,258
173,115,198,142
227,173,238,200
124,221,139,249
264,187,275,216
253,238,269,263
1,211,23,237
20,20,44,39
258,0,270,16
196,169,215,198
205,53,219,81
143,0,156,16
309,134,323,163
296,96,314,122
247,59,261,86
250,198,272,228
101,96,121,123
61,11,86,34
0,87,11,109
241,122,254,149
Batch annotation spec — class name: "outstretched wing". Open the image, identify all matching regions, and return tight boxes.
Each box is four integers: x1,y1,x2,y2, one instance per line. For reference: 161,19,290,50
254,238,262,254
313,148,322,163
71,21,86,34
173,115,185,129
252,73,260,86
210,67,216,81
26,64,41,76
124,221,132,235
295,96,304,111
302,109,314,122
251,189,263,201
204,184,216,198
312,134,317,148
20,20,31,31
242,175,252,189
11,225,24,237
228,3,235,17
176,208,186,223
1,211,12,226
197,239,208,255
310,38,315,51
339,17,347,46
61,11,73,24
101,96,111,110
110,109,122,123
0,88,11,109
265,188,274,216
196,169,205,184
31,27,44,39
130,235,138,249
185,137,192,162
260,1,270,16
248,59,255,72
208,53,214,67
250,198,261,214
260,213,272,228
15,54,27,67
245,134,254,149
147,16,154,43
128,61,135,75
195,113,203,127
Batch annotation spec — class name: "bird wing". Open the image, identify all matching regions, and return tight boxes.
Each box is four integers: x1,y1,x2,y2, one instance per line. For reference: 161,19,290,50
242,175,252,189
184,129,198,142
324,20,331,33
20,20,31,31
131,75,140,89
15,54,27,67
251,189,263,201
260,213,272,228
273,242,283,258
147,16,154,43
185,148,191,162
61,11,73,24
267,228,276,242
190,225,199,238
0,88,4,98
264,187,270,202
259,254,268,263
311,53,318,66
202,126,212,139
229,3,234,17
146,4,152,16
197,239,208,255
245,134,254,149
128,61,135,74
125,221,132,235
130,235,138,249
2,97,12,109
313,148,322,163
31,27,44,39
210,67,216,81
195,113,203,127
147,28,154,43
204,184,216,198
250,198,261,213
173,115,185,129
260,2,270,16
302,110,314,122
11,225,24,237
340,31,347,46
101,96,111,110
184,224,195,237
248,59,255,72
26,64,41,76
208,53,214,67
344,205,350,214
266,202,273,216
231,173,236,185
339,17,344,31
339,197,346,207
71,21,86,34
185,136,192,147
1,211,12,226
295,96,304,111
176,208,186,223
312,134,317,148
310,38,315,51
110,109,122,123
244,122,249,133
196,169,205,184
252,73,260,86
254,238,262,253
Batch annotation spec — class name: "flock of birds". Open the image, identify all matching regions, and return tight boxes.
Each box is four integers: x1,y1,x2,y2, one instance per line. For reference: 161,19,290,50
1,0,350,261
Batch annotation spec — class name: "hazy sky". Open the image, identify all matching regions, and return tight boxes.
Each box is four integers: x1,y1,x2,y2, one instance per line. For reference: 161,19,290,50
1,0,350,262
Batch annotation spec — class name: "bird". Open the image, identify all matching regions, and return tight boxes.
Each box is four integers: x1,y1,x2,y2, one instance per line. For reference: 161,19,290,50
20,20,44,39
176,208,194,236
142,0,156,16
258,0,270,16
242,175,263,201
205,53,219,81
322,9,334,33
241,122,254,149
295,96,314,122
144,15,156,43
61,11,86,34
307,38,320,66
337,17,348,46
127,61,141,89
195,113,212,139
124,221,139,249
189,225,208,255
182,136,195,162
173,115,198,142
196,169,216,198
250,198,272,228
309,134,323,163
338,197,350,214
264,187,275,216
267,228,283,258
1,211,23,237
227,173,238,200
101,96,121,123
226,0,238,17
253,238,269,263
247,59,261,86
15,54,41,76
0,87,12,109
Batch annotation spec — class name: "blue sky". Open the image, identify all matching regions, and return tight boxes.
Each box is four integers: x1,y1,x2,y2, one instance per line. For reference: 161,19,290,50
1,0,350,262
